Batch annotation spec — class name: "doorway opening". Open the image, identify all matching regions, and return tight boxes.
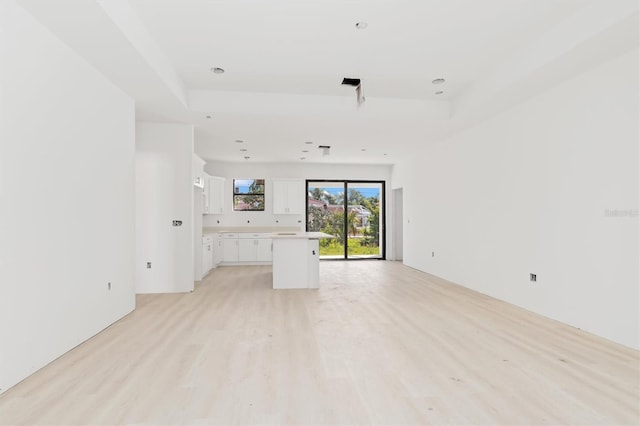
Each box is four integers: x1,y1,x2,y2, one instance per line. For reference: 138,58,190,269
306,180,385,260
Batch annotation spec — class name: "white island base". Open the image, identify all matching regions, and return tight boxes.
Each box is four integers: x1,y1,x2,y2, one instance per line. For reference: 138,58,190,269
271,232,332,289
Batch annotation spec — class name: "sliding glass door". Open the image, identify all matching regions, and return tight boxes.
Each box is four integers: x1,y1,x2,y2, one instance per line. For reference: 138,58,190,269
306,180,384,260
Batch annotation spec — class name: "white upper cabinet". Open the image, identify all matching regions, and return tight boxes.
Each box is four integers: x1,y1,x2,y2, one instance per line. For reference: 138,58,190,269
202,172,211,214
272,179,304,214
207,176,225,214
192,155,206,188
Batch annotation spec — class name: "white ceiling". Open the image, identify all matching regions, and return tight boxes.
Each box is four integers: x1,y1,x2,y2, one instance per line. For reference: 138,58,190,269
17,0,639,164
129,0,581,97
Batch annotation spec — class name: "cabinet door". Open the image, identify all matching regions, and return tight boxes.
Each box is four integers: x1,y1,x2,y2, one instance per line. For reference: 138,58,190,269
202,242,213,275
201,243,209,276
272,180,289,214
206,243,213,272
208,176,226,214
284,180,304,214
202,190,209,214
223,239,238,262
193,155,205,188
202,173,210,214
238,239,256,261
213,237,222,266
273,179,303,214
256,239,273,262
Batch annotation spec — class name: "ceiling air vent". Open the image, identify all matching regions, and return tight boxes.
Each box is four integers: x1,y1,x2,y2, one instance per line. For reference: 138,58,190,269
341,78,365,105
341,78,360,87
318,145,331,156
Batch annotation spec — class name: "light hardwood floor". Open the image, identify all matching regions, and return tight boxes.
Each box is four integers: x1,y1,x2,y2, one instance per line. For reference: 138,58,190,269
1,261,638,425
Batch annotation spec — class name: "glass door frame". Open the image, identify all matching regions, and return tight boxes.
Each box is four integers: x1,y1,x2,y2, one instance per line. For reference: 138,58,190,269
305,179,386,260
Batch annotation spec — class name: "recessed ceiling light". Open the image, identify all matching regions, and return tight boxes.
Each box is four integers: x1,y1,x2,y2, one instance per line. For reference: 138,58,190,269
244,156,250,160
305,141,313,145
355,22,368,29
384,153,388,156
361,149,367,151
302,150,309,153
432,78,446,85
235,140,244,143
435,91,444,95
300,157,306,160
205,115,212,119
211,67,225,74
240,148,247,152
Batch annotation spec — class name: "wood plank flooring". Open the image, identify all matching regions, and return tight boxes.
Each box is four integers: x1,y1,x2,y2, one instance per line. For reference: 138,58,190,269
0,261,638,425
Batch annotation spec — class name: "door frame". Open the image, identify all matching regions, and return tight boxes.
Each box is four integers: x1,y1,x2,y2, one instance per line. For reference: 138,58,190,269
392,187,403,261
305,179,386,260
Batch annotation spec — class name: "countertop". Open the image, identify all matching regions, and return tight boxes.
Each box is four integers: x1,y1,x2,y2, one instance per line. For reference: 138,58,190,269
271,232,334,239
202,227,333,239
203,226,300,236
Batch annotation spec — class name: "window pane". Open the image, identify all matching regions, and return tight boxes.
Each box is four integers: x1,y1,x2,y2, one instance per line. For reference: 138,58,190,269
233,194,265,211
234,179,264,194
347,183,382,259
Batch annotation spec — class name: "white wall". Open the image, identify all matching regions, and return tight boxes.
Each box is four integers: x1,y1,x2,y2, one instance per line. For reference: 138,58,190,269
393,48,639,349
202,161,394,255
136,123,195,293
0,1,136,394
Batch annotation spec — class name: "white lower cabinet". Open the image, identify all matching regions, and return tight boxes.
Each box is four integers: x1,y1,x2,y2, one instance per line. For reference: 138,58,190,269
238,233,272,262
223,234,239,262
220,233,272,264
256,239,272,262
213,234,222,266
238,238,255,261
202,236,213,277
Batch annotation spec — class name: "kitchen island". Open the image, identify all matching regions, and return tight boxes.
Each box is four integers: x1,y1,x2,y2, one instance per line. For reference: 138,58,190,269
271,232,333,289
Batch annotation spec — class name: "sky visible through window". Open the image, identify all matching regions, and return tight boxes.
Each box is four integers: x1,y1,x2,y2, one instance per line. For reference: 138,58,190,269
309,186,380,199
234,179,264,194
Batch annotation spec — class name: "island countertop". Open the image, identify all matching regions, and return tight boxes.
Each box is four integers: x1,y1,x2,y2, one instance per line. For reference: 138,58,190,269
270,232,334,239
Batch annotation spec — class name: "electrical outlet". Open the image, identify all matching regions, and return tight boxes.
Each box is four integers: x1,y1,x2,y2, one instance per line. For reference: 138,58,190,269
530,273,537,282
107,282,111,290
147,262,152,269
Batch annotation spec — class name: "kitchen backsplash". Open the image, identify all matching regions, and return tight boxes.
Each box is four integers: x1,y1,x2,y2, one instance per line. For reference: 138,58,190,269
202,212,305,229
